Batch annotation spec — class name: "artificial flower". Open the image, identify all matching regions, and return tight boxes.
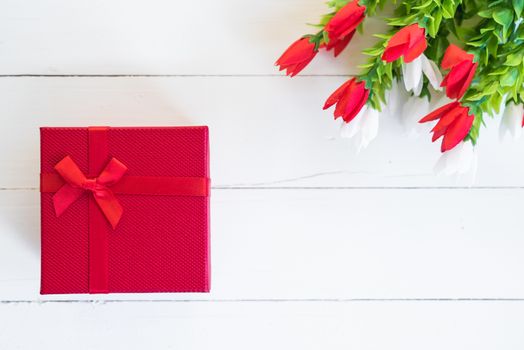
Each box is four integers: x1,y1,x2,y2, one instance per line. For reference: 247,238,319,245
324,0,366,57
419,101,474,152
499,102,524,140
323,78,369,123
440,44,477,100
402,54,442,96
400,95,431,136
340,104,379,152
382,23,427,63
433,140,477,178
324,31,356,57
275,37,318,77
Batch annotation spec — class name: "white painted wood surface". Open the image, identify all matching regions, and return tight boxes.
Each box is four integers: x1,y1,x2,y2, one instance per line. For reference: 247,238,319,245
0,0,523,348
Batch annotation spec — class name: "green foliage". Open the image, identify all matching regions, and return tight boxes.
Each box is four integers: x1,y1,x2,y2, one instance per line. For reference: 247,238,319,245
357,32,397,111
289,0,524,148
461,0,524,143
361,0,524,145
359,0,389,16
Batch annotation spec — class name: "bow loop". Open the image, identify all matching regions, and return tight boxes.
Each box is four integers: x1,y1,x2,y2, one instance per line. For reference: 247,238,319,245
52,155,127,229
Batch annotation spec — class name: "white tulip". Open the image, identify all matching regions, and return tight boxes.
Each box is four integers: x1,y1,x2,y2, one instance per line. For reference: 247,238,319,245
499,102,524,140
434,141,478,182
400,96,431,137
402,54,442,96
384,78,410,119
340,105,379,152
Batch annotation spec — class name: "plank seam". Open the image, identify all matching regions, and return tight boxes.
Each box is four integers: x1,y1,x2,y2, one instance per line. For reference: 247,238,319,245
2,298,524,304
2,187,524,191
0,74,351,78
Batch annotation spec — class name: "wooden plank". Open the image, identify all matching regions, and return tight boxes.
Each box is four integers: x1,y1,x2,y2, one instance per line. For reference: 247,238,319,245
1,77,523,189
1,300,523,349
1,189,523,301
0,0,386,75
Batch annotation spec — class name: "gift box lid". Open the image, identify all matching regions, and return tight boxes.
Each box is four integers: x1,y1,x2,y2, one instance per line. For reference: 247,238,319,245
40,126,210,294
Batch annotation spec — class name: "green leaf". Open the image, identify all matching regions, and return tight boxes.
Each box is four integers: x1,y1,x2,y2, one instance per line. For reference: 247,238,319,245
487,35,499,58
478,9,494,18
490,92,504,114
441,0,455,18
361,46,384,56
373,33,392,40
505,53,524,66
489,0,506,8
488,66,510,75
428,11,443,37
466,114,482,145
493,8,513,34
513,0,524,17
413,0,434,10
467,40,484,47
480,26,495,34
501,67,519,87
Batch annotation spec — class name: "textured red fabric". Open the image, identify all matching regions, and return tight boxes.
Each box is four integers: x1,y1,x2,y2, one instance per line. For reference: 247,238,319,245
40,126,210,294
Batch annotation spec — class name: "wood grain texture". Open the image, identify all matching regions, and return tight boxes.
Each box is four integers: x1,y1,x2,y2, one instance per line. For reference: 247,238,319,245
2,301,524,350
0,0,522,348
1,189,523,301
0,0,387,75
1,77,523,189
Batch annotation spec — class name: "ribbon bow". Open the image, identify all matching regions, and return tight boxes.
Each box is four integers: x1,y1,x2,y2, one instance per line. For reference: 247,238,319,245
53,155,128,229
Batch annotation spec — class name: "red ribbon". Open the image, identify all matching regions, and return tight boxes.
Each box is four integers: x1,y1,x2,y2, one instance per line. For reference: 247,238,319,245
53,155,128,229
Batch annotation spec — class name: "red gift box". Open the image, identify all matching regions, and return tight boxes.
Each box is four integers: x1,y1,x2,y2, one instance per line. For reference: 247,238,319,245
40,126,210,294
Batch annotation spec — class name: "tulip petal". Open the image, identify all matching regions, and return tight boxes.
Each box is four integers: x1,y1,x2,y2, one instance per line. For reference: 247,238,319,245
401,96,430,136
276,38,315,65
431,106,465,141
404,34,427,63
402,56,422,92
342,82,367,122
334,92,351,119
413,73,424,96
334,31,355,57
442,60,474,99
419,101,459,123
359,106,379,150
383,24,426,63
323,79,353,110
441,111,474,152
434,141,477,176
276,38,317,77
340,105,366,139
384,79,408,119
387,25,411,48
500,102,524,139
326,1,365,40
420,55,443,90
325,30,356,57
382,43,407,62
441,44,474,70
457,62,477,99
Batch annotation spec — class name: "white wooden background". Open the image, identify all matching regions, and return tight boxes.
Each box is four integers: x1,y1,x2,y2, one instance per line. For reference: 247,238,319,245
1,0,524,348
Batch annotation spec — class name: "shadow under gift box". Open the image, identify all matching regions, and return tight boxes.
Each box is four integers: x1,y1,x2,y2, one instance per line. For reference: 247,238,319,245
40,126,210,294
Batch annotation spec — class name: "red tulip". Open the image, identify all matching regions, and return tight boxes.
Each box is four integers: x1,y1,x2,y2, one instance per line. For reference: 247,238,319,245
323,78,369,123
276,37,318,77
382,24,427,63
419,101,474,152
324,0,366,57
324,31,356,57
440,44,477,100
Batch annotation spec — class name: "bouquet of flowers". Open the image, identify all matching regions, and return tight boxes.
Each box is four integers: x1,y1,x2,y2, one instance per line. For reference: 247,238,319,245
276,0,524,174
